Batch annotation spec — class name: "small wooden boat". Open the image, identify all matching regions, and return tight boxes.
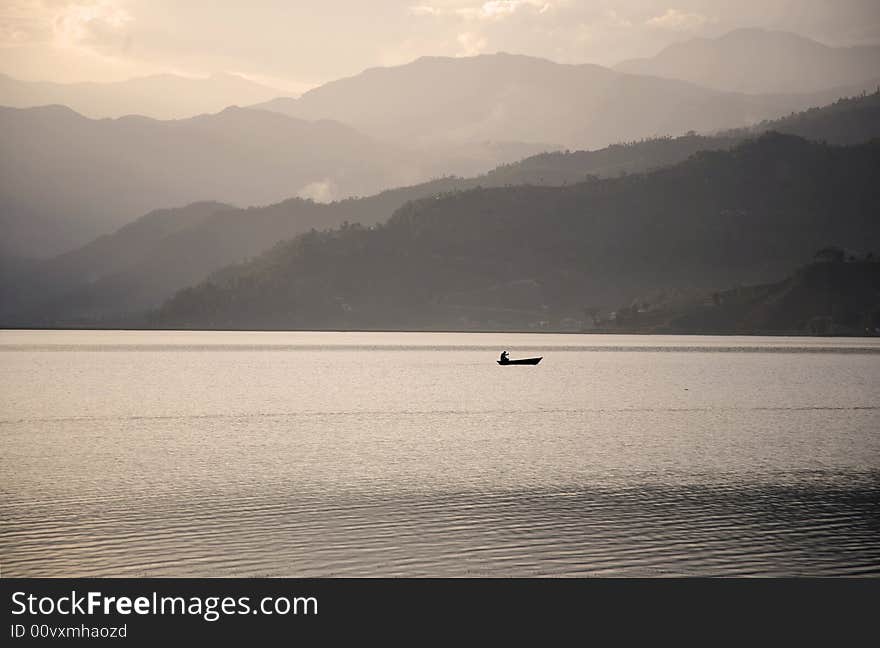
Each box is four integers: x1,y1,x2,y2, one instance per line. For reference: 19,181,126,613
497,356,542,365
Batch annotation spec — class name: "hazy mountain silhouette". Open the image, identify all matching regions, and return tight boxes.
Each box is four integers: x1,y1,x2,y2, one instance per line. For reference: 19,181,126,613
5,91,879,327
0,201,235,323
151,133,879,330
7,48,877,260
0,105,459,258
605,259,880,336
0,189,458,325
616,28,880,95
253,52,874,151
494,90,880,185
0,72,285,120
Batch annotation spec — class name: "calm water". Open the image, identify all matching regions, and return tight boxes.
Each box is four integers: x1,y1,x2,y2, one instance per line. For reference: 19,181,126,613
1,330,878,577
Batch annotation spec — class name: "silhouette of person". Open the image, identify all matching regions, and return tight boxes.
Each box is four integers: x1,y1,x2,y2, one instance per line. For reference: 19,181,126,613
500,351,509,363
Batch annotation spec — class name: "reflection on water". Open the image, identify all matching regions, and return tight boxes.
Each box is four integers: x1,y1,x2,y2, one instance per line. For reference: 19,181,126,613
1,331,878,576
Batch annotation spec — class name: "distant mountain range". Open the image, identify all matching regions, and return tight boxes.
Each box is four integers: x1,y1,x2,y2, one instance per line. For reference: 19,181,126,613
0,72,285,120
3,30,879,331
0,180,475,325
616,28,880,95
152,133,880,331
253,52,876,151
0,105,455,258
5,41,878,260
4,90,878,328
3,29,876,122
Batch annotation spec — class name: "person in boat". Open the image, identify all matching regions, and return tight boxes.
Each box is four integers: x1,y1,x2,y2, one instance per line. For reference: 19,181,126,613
499,351,510,364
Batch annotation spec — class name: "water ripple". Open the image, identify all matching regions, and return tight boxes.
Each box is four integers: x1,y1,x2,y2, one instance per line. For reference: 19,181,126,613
2,405,877,428
2,477,878,577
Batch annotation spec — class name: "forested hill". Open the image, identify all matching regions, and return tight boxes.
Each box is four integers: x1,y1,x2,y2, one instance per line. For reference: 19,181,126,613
728,90,880,145
0,181,465,325
155,134,880,331
631,260,880,336
484,90,880,186
6,91,879,327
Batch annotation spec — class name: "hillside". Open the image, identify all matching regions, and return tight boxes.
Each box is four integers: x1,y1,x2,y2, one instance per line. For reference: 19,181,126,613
605,259,880,336
152,134,880,331
616,28,880,95
0,72,285,120
728,90,880,145
6,91,880,328
0,180,474,325
7,52,878,261
0,105,433,258
464,90,880,186
253,52,857,151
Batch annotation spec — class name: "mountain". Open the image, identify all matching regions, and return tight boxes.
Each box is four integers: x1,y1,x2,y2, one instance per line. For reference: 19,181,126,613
729,90,880,145
5,91,880,327
0,187,462,325
152,134,880,331
253,52,873,151
0,201,235,323
7,52,875,260
475,89,880,185
0,72,285,120
604,258,880,336
616,29,880,95
0,105,442,258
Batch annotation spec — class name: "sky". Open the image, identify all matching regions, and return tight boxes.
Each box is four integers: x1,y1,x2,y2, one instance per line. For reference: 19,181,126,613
2,0,879,93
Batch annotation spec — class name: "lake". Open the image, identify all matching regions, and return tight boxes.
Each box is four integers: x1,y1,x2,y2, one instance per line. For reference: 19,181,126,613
1,330,878,576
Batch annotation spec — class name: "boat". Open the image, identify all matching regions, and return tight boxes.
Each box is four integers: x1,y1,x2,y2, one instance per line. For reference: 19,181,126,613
497,356,542,365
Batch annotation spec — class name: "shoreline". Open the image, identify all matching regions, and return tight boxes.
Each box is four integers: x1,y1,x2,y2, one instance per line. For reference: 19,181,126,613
1,326,878,338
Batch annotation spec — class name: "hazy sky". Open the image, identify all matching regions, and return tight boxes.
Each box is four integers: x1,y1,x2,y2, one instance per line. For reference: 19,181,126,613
2,0,879,92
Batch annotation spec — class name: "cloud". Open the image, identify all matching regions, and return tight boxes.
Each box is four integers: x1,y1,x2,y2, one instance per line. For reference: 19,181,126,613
408,5,442,17
4,1,879,89
460,1,551,21
410,1,556,57
0,0,132,48
645,8,713,31
410,1,553,22
297,179,337,203
52,1,132,47
0,0,56,46
0,0,142,82
457,30,487,55
602,8,632,29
